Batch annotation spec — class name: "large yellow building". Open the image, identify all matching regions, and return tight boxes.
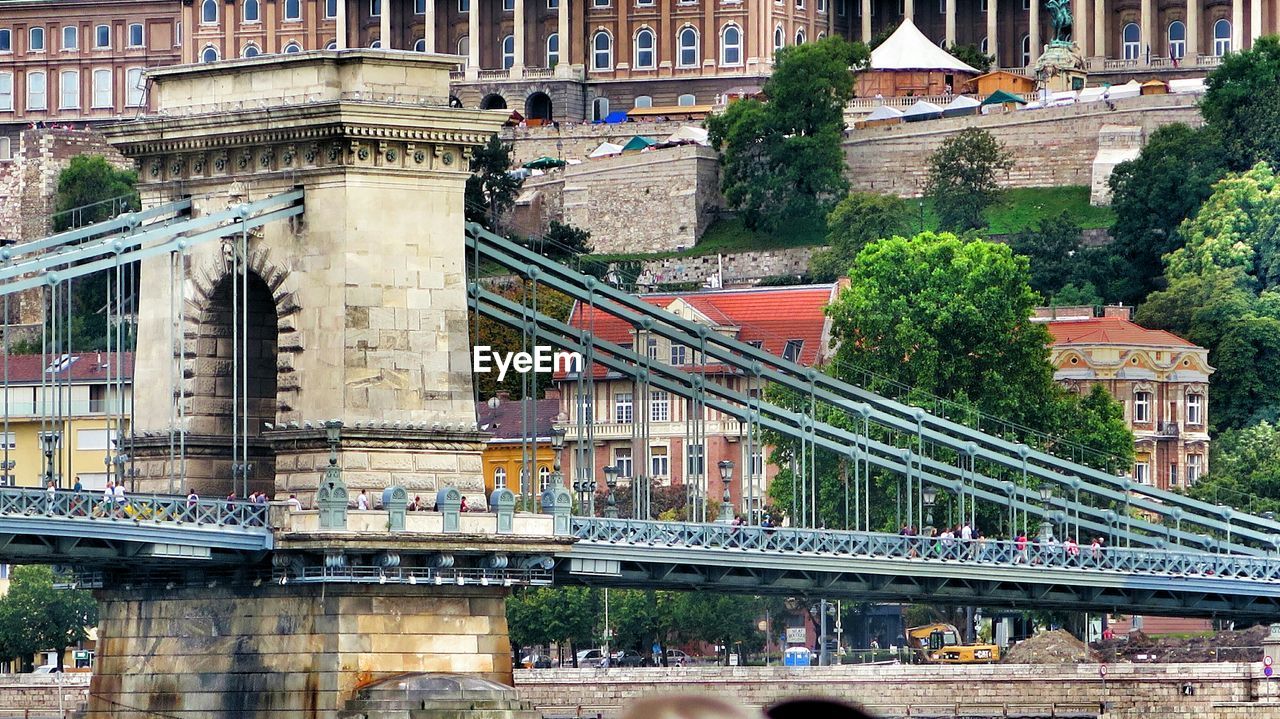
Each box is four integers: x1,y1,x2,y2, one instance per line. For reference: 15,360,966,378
0,351,133,490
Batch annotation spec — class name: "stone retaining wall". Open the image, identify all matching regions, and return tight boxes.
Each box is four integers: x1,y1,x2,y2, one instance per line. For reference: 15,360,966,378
514,663,1262,718
631,246,817,287
0,676,90,714
501,121,692,166
844,94,1202,198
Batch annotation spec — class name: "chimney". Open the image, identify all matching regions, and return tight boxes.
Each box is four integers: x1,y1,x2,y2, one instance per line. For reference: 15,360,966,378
1102,304,1133,320
543,387,561,401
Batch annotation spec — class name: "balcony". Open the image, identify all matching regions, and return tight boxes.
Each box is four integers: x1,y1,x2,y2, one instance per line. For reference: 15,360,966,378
564,419,746,442
1156,421,1181,438
0,400,127,418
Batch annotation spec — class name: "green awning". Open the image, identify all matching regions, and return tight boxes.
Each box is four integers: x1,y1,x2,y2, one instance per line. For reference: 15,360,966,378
981,89,1028,106
523,156,567,170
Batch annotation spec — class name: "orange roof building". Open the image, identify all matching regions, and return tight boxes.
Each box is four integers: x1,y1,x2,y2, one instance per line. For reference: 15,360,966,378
1038,306,1213,492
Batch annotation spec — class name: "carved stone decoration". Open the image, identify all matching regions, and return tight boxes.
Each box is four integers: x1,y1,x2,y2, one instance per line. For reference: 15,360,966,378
304,143,318,165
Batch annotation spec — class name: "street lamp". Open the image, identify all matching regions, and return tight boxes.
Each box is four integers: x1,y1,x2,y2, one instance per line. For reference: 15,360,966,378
921,484,937,530
603,465,619,519
38,431,61,488
572,470,596,516
717,459,735,524
1039,485,1055,541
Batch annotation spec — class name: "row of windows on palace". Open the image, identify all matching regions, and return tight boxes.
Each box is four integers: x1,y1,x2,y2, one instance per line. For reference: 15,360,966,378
494,443,765,491
0,69,144,115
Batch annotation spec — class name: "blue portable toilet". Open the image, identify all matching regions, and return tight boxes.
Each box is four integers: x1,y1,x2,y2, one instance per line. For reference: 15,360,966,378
783,647,812,667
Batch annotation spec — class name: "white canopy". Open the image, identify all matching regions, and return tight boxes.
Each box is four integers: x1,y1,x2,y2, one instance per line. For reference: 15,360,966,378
869,19,979,73
1077,86,1108,103
588,142,624,158
1168,78,1207,94
664,125,710,145
1106,84,1142,100
902,99,944,118
865,105,905,121
944,95,981,110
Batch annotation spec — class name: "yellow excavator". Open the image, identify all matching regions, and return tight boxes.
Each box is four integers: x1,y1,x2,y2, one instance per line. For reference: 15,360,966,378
906,623,1001,664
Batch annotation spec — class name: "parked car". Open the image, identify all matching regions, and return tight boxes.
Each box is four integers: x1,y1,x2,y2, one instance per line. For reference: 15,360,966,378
665,649,691,666
576,648,604,665
520,654,553,669
32,665,61,674
613,650,647,667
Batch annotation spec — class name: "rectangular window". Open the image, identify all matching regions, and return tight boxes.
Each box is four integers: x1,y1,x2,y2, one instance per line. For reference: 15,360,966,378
28,71,47,109
59,69,78,109
839,0,847,13
285,0,302,20
63,26,78,51
614,392,633,423
327,0,339,17
76,429,116,451
95,24,110,49
1133,391,1151,423
650,390,669,422
1169,463,1178,487
460,0,471,11
613,447,633,478
1188,454,1202,483
548,0,559,7
0,29,10,52
175,21,181,45
128,23,143,47
750,446,764,476
687,444,705,476
646,338,658,360
818,0,827,10
415,0,427,12
30,27,45,52
1187,394,1203,425
939,0,944,11
504,0,515,9
650,446,669,477
0,477,12,489
1134,462,1149,485
0,432,13,449
783,339,804,362
576,393,593,423
0,72,12,111
0,137,10,161
371,0,382,15
125,67,144,106
670,345,687,365
92,68,112,108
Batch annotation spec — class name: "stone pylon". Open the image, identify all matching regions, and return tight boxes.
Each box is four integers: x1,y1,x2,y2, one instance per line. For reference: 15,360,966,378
103,52,505,502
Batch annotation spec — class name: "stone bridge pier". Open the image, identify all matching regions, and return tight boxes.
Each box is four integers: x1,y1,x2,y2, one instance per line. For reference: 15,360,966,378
79,53,533,718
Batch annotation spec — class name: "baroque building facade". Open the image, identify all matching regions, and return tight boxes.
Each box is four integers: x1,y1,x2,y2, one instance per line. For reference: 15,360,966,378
1038,306,1213,493
0,0,1265,129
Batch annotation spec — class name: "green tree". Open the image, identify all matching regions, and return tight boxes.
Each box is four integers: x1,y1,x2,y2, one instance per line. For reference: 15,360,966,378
924,128,1013,232
1188,421,1280,513
1009,212,1085,298
1103,124,1227,304
505,587,601,666
1056,384,1135,467
809,193,912,282
53,155,138,232
707,37,870,235
1164,162,1280,288
1051,281,1103,307
465,135,525,232
471,281,574,400
947,44,993,74
1200,35,1280,171
535,220,593,261
0,566,97,671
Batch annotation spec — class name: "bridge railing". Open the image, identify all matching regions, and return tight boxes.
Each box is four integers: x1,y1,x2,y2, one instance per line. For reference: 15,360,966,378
573,518,1280,582
0,487,269,529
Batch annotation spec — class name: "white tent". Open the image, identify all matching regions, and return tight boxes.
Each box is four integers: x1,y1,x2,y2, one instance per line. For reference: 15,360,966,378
869,19,979,73
664,125,710,145
902,99,944,121
942,95,981,117
1077,86,1108,103
1168,78,1207,94
864,105,905,121
588,142,624,158
1047,90,1078,107
1106,83,1142,100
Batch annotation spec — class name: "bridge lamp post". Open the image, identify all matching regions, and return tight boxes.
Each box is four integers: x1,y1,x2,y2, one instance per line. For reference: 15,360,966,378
921,485,937,531
603,465,619,519
1039,486,1055,541
38,431,61,488
717,460,735,524
550,424,565,489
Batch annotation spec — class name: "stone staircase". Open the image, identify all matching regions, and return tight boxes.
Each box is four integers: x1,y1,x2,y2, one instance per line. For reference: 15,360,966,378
338,674,544,719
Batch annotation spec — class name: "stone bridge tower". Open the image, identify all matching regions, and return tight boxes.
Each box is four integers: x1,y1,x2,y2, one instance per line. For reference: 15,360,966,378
104,52,504,502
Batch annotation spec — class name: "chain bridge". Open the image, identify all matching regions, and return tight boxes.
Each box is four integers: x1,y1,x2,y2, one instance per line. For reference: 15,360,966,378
0,51,1277,717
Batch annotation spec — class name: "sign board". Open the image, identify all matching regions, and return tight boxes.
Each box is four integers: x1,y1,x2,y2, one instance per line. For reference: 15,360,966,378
1266,666,1274,678
1099,665,1108,678
729,654,739,666
785,627,807,644
73,651,89,660
1266,656,1274,667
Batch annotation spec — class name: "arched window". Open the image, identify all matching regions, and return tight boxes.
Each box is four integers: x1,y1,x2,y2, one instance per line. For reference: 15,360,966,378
201,0,218,23
494,466,507,488
243,0,261,22
773,25,784,53
677,93,695,106
128,23,143,47
325,40,338,49
817,31,826,40
634,95,653,108
91,68,112,107
283,42,301,53
547,32,559,66
1168,21,1185,59
94,24,110,48
677,27,698,68
592,30,612,70
1020,33,1031,65
1122,22,1140,60
29,27,45,51
721,24,741,66
502,34,515,68
458,35,469,57
592,96,609,121
538,466,551,492
1214,18,1231,55
62,26,77,51
201,45,219,62
370,39,382,48
414,38,426,51
635,28,655,69
242,43,260,57
795,28,806,45
284,0,302,20
980,36,988,54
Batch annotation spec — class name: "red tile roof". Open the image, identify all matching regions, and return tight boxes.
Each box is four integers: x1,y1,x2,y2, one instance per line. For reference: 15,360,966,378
1045,317,1198,348
563,284,837,378
477,395,561,441
1,352,135,384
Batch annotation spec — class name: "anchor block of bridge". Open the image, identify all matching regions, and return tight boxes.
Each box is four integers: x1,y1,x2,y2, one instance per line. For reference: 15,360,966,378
101,51,505,505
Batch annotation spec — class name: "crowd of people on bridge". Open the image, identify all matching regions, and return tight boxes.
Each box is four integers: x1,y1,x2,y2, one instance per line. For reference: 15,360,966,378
894,521,1106,567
